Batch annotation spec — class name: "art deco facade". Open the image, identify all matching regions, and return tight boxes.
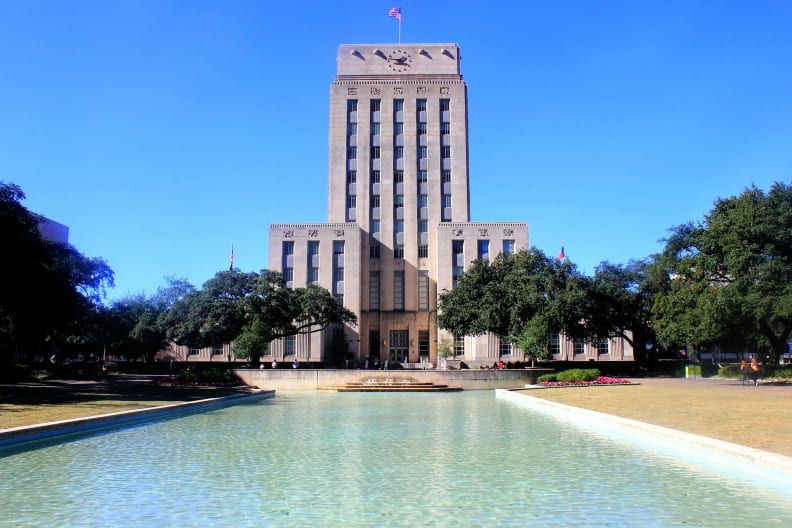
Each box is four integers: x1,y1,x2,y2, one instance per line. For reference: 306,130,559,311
267,43,632,365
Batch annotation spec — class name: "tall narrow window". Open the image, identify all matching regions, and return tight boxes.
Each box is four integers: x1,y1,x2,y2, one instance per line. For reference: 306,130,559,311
419,330,430,359
307,240,319,285
282,241,294,289
369,329,380,359
477,240,490,261
499,340,512,357
394,270,405,311
452,239,464,287
503,239,515,254
454,335,464,356
549,332,561,356
369,271,380,311
418,271,429,310
333,241,344,304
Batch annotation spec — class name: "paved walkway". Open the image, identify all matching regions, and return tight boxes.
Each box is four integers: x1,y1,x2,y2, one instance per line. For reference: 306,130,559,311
630,375,792,394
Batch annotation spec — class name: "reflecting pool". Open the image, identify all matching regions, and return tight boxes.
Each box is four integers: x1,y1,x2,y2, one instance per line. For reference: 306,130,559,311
1,391,790,527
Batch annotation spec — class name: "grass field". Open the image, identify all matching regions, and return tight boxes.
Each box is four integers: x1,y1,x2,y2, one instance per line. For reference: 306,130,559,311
0,378,250,430
521,377,792,457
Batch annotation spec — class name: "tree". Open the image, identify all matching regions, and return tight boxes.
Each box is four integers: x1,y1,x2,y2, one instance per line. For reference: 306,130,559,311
163,270,356,365
438,248,593,364
0,181,114,361
653,183,792,363
587,258,662,365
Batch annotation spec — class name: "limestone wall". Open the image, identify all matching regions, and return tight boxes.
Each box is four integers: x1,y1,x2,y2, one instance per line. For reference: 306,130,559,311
233,368,551,391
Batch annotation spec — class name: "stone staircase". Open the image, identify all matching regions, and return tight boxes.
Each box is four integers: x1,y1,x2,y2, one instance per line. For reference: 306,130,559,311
321,376,462,392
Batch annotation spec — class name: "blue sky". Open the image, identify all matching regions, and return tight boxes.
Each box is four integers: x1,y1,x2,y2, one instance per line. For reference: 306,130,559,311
3,1,791,299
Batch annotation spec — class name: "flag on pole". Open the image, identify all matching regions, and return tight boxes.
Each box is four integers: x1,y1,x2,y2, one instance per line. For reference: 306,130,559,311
229,243,235,271
557,244,565,262
388,6,401,22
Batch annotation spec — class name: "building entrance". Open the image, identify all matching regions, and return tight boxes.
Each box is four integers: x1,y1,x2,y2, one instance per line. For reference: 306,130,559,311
389,330,409,363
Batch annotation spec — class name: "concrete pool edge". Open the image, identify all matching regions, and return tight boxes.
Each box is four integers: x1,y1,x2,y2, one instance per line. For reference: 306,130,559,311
495,388,792,491
0,389,275,447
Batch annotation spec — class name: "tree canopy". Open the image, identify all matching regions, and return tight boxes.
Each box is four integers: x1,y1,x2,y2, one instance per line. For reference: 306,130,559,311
438,248,593,362
163,270,356,363
1,182,114,360
652,183,792,363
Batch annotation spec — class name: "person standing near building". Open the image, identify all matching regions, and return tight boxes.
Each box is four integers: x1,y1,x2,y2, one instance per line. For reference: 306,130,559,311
750,356,761,387
740,359,751,387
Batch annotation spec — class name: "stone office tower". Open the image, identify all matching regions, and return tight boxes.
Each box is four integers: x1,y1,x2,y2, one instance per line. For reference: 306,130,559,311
268,44,528,366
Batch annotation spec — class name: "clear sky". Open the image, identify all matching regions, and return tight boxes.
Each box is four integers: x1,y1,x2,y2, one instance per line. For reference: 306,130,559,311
3,1,791,300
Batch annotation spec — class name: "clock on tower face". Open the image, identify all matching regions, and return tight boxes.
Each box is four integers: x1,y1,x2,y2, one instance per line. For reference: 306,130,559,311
386,49,413,72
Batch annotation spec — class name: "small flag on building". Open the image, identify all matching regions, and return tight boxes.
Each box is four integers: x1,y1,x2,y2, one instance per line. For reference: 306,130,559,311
388,6,402,22
557,244,565,262
229,243,235,271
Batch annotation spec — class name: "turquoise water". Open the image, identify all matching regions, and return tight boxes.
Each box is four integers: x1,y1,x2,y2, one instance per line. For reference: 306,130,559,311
1,391,790,527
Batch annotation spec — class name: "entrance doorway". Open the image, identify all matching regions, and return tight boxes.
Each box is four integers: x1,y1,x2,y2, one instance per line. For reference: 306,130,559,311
389,330,409,362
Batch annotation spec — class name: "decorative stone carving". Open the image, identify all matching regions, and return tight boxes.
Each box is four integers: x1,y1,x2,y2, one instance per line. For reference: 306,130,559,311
453,228,463,236
393,86,404,95
333,229,345,237
478,228,488,236
283,230,294,238
503,228,514,236
416,86,427,95
371,87,382,96
347,87,358,95
308,229,319,237
440,86,450,94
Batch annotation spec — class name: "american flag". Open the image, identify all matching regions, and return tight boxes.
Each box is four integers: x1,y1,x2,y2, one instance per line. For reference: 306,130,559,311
229,244,235,271
388,6,401,22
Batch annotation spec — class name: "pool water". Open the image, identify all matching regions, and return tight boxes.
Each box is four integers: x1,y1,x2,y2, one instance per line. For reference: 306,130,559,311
1,391,790,527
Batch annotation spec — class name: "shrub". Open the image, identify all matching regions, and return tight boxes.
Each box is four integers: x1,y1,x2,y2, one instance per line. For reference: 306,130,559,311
537,373,557,383
718,364,742,379
556,368,600,383
178,367,234,385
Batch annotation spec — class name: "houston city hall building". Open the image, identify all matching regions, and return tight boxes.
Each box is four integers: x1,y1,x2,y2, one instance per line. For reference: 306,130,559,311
266,43,632,367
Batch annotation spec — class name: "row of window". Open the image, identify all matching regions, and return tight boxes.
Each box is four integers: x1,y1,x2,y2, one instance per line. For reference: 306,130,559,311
346,97,456,257
368,270,430,312
549,334,610,355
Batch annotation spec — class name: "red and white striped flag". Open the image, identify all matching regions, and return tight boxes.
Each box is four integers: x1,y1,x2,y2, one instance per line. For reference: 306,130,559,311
229,244,235,271
388,6,401,22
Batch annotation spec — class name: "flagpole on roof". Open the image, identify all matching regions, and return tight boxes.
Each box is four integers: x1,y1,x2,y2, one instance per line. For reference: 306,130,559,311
388,6,402,43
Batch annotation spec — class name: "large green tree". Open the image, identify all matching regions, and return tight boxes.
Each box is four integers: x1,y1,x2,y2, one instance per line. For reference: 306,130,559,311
96,277,195,363
0,182,114,360
163,270,356,364
587,258,664,364
653,183,792,363
438,248,592,363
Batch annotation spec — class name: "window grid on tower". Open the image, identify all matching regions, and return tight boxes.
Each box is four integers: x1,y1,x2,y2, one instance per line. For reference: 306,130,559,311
332,240,345,306
346,100,358,222
369,99,382,255
440,98,451,222
393,98,405,260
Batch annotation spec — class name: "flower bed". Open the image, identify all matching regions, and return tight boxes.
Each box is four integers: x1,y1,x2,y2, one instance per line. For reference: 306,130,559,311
539,376,631,387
